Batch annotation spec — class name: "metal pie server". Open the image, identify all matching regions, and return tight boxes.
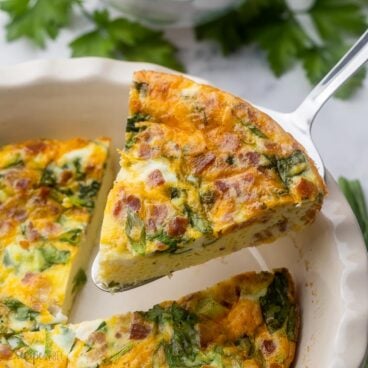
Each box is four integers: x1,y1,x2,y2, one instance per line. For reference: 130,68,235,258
92,29,368,292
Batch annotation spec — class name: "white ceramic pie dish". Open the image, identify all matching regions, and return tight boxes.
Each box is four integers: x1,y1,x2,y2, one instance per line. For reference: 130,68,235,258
0,58,367,368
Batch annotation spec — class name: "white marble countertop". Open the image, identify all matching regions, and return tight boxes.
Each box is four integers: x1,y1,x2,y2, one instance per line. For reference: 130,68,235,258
0,12,367,196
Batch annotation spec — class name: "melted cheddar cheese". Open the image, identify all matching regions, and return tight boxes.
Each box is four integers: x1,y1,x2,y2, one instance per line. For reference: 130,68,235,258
0,138,111,335
0,269,299,368
96,71,326,289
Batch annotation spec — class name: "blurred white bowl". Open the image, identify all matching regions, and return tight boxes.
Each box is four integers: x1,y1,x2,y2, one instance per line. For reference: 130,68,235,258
105,0,243,27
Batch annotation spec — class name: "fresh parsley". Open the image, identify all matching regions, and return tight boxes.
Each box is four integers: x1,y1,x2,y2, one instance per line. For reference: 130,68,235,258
69,9,183,71
338,177,368,368
0,0,78,47
196,0,368,99
338,177,368,247
0,1,183,71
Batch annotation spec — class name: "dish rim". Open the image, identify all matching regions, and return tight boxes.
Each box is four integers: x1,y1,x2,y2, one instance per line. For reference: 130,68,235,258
0,57,367,367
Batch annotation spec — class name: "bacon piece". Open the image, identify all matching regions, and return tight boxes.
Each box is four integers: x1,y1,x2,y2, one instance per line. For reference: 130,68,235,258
147,169,165,187
113,199,124,218
126,195,141,212
40,222,62,238
24,222,40,242
245,151,260,166
220,133,240,153
0,344,11,360
262,339,276,355
130,321,151,340
89,331,106,345
296,178,315,199
146,204,168,232
138,143,152,159
8,207,27,222
14,178,31,191
264,142,278,155
168,216,188,237
25,141,46,154
0,221,12,237
140,125,164,143
22,272,37,285
192,152,215,174
215,173,255,198
215,180,229,193
60,170,73,184
31,187,51,205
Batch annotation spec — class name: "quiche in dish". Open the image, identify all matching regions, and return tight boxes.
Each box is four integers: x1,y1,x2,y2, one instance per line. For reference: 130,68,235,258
0,269,299,368
95,70,326,290
0,138,112,334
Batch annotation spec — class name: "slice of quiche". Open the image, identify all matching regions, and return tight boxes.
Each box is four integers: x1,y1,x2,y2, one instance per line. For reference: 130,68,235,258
95,70,326,290
0,138,112,335
1,269,299,368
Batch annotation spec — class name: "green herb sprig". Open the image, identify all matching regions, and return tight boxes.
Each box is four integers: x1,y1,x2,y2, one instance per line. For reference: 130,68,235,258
196,0,368,99
338,177,368,247
0,0,183,71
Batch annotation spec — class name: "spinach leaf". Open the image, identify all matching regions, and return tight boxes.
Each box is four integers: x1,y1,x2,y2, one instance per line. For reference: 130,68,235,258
248,125,268,139
39,244,70,269
184,204,212,235
41,167,57,186
147,230,180,253
200,190,216,207
286,303,297,341
169,187,181,199
59,228,82,245
102,343,133,364
7,335,27,350
106,280,122,292
68,196,95,209
338,177,368,247
3,298,39,322
72,268,87,294
144,303,199,368
134,81,149,96
69,180,101,209
125,210,146,255
240,121,268,139
2,250,12,267
125,136,136,149
73,158,86,181
2,154,24,169
126,113,150,133
225,155,234,165
276,150,307,184
79,180,100,199
259,270,295,337
95,321,108,333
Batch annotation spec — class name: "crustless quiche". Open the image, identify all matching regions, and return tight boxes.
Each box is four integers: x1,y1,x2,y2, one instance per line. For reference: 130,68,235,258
95,71,326,290
0,269,299,368
0,138,112,335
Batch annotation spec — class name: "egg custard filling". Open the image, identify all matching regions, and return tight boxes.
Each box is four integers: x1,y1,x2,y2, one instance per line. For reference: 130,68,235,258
95,71,326,289
0,269,299,368
0,138,112,334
